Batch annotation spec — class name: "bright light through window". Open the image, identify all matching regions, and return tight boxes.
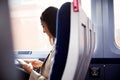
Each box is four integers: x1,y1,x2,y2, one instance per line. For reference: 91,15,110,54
9,0,72,51
114,0,120,47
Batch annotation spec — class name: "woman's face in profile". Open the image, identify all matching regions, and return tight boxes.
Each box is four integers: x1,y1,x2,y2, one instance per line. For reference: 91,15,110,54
41,20,53,38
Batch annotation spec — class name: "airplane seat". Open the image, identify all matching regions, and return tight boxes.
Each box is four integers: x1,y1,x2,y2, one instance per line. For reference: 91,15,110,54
50,0,95,80
61,1,88,80
50,2,71,80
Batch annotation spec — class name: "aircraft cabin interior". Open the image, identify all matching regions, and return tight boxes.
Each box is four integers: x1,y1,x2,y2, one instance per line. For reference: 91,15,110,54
0,0,120,80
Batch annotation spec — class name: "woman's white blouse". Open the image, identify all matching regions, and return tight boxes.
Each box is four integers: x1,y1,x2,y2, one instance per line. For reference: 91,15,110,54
29,46,55,80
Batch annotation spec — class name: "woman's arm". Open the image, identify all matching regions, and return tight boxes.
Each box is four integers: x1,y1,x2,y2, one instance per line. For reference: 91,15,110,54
19,59,43,74
20,62,47,80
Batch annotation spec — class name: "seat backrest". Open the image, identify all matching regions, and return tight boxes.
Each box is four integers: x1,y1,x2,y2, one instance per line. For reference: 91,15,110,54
50,1,95,80
62,1,88,80
72,7,90,80
50,2,71,80
62,1,95,80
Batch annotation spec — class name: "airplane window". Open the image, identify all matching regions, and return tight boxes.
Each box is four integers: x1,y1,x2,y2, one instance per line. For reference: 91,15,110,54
81,0,91,19
8,0,72,51
114,0,120,48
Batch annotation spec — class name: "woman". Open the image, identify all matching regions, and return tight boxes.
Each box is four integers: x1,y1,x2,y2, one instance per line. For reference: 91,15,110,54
20,6,58,80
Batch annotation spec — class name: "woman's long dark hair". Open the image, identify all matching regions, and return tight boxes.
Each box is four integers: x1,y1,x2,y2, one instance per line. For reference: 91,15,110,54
40,7,58,38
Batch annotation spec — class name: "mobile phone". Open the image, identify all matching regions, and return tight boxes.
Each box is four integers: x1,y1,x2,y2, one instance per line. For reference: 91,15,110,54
17,59,27,65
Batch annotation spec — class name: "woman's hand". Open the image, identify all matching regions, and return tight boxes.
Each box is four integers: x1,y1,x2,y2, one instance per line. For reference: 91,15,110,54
22,63,33,74
18,59,43,74
24,59,43,68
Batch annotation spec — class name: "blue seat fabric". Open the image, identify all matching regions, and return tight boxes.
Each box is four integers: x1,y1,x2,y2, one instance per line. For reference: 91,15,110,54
50,2,71,80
